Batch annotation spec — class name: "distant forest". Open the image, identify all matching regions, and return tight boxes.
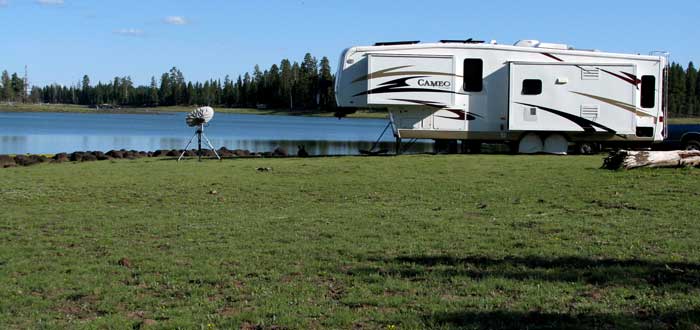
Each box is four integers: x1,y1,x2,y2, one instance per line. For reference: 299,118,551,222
1,58,699,117
0,53,336,111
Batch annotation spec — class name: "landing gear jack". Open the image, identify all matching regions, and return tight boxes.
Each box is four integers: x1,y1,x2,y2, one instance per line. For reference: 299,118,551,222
395,137,402,155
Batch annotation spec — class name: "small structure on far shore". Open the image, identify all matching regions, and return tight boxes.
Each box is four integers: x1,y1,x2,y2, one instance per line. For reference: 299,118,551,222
90,104,122,111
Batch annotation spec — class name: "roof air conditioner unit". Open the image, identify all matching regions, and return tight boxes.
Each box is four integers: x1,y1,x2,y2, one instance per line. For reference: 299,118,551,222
514,40,540,47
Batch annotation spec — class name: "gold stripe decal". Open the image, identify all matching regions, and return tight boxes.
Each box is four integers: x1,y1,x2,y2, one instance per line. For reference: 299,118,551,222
570,91,655,118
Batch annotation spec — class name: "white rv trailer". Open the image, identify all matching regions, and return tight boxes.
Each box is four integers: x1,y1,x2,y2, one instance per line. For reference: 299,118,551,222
335,39,669,153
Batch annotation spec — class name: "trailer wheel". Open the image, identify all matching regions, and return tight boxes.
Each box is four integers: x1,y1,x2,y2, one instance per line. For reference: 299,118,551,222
518,133,544,154
684,139,700,151
543,134,569,155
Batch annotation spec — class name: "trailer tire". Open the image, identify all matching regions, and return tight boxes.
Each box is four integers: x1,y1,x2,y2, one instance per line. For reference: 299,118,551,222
518,133,544,154
543,134,569,155
684,139,700,151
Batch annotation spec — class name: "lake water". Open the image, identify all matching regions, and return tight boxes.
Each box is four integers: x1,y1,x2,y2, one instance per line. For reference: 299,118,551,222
0,112,433,155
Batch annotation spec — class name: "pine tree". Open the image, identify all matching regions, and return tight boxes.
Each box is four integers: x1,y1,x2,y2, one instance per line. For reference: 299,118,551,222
235,75,244,106
668,63,686,116
71,82,79,104
81,75,91,104
121,76,133,105
253,65,263,106
279,59,293,110
222,75,234,107
148,76,159,106
291,62,301,110
695,67,700,118
268,64,281,107
29,86,42,103
159,73,171,106
202,80,212,106
318,56,335,110
300,53,318,109
186,82,194,105
11,73,23,102
242,73,252,107
169,67,185,105
112,77,121,104
687,62,698,117
1,70,10,102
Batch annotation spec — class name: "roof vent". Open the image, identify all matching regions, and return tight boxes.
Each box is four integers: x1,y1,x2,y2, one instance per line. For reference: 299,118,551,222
515,40,540,47
374,41,420,46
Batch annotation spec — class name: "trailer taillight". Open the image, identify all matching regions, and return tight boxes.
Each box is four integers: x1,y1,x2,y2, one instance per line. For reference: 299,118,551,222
659,116,664,123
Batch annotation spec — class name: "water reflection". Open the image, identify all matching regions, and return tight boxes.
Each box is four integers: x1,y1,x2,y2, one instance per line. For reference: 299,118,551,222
0,135,433,156
0,112,434,155
0,136,29,154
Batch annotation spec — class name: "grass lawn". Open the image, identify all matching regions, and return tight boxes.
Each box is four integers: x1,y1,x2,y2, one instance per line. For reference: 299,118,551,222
1,155,699,329
0,103,388,119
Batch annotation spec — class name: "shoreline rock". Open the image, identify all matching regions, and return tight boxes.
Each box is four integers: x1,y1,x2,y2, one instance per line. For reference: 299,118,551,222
1,146,303,168
0,155,17,168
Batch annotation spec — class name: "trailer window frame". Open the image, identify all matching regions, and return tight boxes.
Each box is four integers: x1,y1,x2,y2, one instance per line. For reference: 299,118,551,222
521,79,542,95
641,75,656,109
463,58,483,92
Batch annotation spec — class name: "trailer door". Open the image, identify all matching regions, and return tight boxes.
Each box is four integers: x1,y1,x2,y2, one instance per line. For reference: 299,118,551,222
508,62,637,135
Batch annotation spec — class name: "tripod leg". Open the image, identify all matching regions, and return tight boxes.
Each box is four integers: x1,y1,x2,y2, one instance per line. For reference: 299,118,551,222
178,131,198,162
202,133,221,160
198,131,202,162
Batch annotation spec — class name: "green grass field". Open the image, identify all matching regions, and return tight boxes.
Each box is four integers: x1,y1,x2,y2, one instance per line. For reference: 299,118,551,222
1,155,699,329
0,103,389,119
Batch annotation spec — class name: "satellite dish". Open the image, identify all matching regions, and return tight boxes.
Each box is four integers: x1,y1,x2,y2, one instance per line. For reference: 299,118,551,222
178,106,221,162
186,106,215,127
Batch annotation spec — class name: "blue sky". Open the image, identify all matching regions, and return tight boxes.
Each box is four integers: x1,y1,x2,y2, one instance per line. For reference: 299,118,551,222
1,0,696,86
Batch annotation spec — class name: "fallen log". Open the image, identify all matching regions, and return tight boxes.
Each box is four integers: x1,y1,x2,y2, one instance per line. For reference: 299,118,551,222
602,150,700,170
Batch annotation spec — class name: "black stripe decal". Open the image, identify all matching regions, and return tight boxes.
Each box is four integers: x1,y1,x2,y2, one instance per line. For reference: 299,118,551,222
599,68,640,88
388,99,482,121
515,102,617,134
389,99,446,109
436,109,479,121
353,76,463,97
542,53,564,62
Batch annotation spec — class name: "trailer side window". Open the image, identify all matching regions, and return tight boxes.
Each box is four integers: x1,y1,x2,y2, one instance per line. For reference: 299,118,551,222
522,79,542,95
463,59,483,92
641,75,656,108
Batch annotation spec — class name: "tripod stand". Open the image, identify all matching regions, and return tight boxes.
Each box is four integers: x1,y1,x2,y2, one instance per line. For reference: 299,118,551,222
178,124,221,162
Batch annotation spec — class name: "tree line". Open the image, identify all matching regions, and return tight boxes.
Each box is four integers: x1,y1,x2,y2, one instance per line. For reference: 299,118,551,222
668,62,700,117
2,59,700,116
0,53,336,111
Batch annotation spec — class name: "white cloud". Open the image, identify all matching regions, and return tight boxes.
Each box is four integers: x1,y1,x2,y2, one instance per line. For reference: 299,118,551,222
36,0,64,6
113,28,144,37
164,16,188,25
